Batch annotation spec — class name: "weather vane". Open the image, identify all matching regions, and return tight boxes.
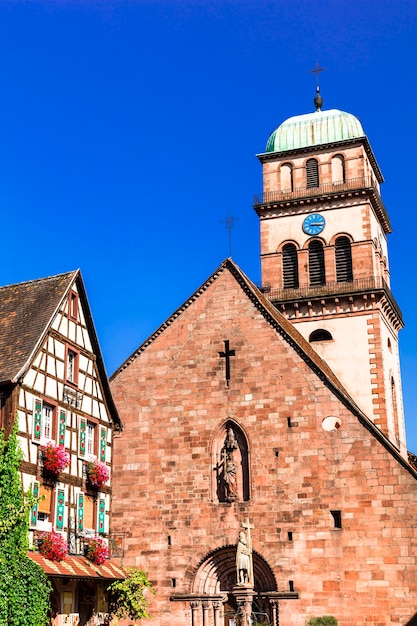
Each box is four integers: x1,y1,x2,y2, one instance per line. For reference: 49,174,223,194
221,212,239,258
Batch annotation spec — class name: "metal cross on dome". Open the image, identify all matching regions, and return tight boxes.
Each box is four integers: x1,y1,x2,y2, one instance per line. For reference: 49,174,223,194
310,60,326,87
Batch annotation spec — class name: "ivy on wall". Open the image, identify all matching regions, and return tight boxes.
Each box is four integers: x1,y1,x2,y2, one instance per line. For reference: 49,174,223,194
0,424,52,625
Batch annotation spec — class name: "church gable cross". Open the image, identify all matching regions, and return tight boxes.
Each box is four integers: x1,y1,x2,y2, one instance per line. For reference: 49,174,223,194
219,340,235,386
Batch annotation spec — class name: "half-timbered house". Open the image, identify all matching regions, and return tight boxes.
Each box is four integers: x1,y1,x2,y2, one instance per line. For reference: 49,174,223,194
0,270,124,626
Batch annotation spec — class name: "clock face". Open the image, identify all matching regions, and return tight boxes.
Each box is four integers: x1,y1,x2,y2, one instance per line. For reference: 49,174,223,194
302,213,325,235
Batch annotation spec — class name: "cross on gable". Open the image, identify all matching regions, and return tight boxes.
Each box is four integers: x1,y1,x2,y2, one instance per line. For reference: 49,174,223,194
219,340,235,386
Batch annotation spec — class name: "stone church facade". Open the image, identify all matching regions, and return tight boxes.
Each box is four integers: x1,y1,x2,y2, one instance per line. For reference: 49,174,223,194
110,95,417,626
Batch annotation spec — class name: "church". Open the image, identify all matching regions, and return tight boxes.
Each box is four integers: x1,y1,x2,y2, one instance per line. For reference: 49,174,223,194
109,89,417,626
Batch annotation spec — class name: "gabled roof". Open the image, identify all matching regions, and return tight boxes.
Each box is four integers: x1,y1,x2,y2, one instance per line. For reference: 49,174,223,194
0,271,76,383
112,258,415,476
0,270,121,429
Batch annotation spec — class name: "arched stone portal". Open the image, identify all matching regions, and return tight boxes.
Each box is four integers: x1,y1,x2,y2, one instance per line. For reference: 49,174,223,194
180,546,278,625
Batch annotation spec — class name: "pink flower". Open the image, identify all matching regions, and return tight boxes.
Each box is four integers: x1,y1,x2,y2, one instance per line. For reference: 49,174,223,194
85,536,109,565
38,531,68,562
41,442,70,474
86,460,110,488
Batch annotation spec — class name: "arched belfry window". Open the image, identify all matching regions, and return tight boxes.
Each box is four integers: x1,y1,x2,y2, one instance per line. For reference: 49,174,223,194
281,162,293,192
308,240,326,286
213,421,249,503
309,329,333,342
335,236,353,282
332,154,345,183
282,243,299,289
306,158,319,188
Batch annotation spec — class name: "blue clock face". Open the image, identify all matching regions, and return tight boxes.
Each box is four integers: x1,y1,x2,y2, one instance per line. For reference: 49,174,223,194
302,213,325,235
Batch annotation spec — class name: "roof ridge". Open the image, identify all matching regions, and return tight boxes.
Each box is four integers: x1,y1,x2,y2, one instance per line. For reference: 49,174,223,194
0,270,79,291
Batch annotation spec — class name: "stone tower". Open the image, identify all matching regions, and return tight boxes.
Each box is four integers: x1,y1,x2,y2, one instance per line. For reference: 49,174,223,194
254,88,406,455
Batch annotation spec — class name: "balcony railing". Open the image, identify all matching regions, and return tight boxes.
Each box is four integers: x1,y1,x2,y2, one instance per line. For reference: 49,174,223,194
262,276,403,323
253,176,381,206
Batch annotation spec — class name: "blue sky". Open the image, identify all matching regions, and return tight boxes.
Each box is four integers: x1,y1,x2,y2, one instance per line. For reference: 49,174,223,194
1,0,416,449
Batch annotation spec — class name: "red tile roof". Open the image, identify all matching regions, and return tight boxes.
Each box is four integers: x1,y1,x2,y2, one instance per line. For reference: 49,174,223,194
27,551,126,579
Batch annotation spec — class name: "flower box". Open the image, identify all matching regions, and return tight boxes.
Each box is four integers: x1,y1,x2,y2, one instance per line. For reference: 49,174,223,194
41,442,70,475
86,459,110,489
84,536,109,565
38,530,68,562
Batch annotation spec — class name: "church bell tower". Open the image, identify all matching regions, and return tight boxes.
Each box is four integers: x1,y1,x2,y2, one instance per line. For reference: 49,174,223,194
254,87,406,456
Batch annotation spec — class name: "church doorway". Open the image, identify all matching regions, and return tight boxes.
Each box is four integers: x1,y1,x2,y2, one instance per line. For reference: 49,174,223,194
191,545,277,626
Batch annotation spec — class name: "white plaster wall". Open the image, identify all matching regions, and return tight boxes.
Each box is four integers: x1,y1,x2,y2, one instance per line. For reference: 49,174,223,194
294,315,375,421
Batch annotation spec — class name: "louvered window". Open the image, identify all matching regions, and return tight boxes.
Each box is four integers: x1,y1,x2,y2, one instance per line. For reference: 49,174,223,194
282,243,299,289
308,240,326,286
306,158,319,188
335,236,353,282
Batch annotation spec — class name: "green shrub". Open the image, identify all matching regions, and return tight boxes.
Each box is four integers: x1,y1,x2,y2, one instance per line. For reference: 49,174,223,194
306,617,338,626
0,424,52,625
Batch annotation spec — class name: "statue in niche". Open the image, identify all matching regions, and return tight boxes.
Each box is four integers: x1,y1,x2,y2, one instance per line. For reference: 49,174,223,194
236,530,253,586
224,453,238,501
222,427,239,502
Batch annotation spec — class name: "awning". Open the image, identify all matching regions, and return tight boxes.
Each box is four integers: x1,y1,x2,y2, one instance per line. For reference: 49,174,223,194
27,552,126,580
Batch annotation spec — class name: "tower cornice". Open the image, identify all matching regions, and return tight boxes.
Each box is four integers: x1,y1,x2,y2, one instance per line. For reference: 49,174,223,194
257,136,383,183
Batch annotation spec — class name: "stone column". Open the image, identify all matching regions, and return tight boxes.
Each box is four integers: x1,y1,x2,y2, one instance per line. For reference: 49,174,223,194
212,601,221,626
270,599,279,626
233,586,256,626
202,601,210,626
190,600,201,626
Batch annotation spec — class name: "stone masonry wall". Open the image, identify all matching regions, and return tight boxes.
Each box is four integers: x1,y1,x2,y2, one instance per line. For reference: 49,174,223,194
110,267,417,626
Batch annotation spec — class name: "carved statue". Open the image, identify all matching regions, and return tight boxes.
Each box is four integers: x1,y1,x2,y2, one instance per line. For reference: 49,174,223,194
222,426,239,502
224,453,238,501
236,530,252,586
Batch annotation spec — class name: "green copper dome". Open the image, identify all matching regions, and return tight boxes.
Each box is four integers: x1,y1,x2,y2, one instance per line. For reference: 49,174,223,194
266,109,365,153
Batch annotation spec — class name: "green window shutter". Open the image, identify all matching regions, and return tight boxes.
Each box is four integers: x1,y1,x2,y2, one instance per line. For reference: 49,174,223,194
32,398,42,442
77,493,84,533
31,481,40,526
98,498,105,534
99,427,106,462
78,417,87,457
58,410,67,446
55,489,65,530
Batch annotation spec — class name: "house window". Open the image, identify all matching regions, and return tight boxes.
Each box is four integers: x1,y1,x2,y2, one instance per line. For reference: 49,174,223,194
306,158,319,188
32,399,60,444
42,404,54,440
335,236,353,282
37,484,53,522
86,422,96,456
69,291,79,321
84,494,95,530
66,348,79,385
308,240,326,286
282,243,299,289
